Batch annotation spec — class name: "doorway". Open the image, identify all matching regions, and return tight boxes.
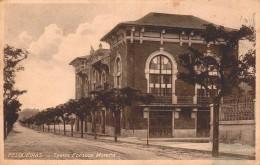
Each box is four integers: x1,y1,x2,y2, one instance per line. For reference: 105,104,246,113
149,111,172,138
196,111,210,137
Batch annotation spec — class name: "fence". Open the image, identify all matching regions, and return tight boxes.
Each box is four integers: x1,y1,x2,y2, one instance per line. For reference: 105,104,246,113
220,96,255,121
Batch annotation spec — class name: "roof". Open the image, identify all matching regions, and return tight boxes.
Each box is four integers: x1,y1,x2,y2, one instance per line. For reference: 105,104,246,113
69,56,88,65
101,12,214,41
69,49,110,66
90,49,110,57
126,12,212,29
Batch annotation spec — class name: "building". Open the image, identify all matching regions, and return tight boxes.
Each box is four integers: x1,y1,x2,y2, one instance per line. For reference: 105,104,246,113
70,12,237,138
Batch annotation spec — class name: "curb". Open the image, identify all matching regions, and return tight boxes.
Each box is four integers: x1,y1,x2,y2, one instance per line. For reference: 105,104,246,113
99,138,255,160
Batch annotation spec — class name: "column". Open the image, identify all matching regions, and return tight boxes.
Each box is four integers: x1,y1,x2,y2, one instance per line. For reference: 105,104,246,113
192,108,198,137
172,94,178,104
210,104,214,141
172,110,175,137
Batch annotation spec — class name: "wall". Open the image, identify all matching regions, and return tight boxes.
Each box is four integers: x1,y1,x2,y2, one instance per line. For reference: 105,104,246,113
173,129,196,138
126,40,228,95
121,129,147,139
210,120,255,146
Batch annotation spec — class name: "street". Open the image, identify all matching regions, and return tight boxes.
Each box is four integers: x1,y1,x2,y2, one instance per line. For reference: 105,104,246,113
4,123,235,160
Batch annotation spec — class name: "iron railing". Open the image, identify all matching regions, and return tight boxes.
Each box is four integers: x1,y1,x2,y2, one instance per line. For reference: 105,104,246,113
150,93,212,106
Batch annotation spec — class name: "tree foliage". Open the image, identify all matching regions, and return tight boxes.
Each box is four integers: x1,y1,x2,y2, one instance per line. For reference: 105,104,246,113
4,45,28,138
91,86,154,142
178,24,255,157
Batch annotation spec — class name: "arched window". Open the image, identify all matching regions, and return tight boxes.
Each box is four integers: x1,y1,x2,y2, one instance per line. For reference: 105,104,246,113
101,71,106,89
84,77,89,97
77,75,83,99
115,57,122,88
149,55,172,96
92,70,96,90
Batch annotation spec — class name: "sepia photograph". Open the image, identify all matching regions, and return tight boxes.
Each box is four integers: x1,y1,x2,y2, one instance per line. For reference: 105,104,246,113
1,0,259,164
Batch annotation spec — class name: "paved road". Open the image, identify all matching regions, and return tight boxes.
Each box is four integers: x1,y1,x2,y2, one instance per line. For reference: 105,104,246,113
4,123,233,160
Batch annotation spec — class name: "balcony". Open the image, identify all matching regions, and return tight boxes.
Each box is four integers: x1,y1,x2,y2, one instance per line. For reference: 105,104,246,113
149,93,212,106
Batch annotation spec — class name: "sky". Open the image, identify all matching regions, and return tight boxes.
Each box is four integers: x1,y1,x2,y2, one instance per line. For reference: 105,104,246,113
4,0,257,110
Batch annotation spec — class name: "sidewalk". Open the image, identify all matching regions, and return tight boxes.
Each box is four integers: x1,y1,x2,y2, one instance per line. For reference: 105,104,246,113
98,136,255,159
24,125,255,160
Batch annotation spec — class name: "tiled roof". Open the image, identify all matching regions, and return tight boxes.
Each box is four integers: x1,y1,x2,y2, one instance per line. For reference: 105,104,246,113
101,12,233,41
124,12,212,29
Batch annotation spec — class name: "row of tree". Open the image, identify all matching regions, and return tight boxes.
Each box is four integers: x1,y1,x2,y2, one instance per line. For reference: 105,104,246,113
20,87,154,142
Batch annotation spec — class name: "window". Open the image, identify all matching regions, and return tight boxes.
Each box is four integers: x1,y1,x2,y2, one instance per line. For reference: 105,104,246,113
115,58,122,88
101,71,106,89
84,78,89,97
149,55,172,96
92,70,96,90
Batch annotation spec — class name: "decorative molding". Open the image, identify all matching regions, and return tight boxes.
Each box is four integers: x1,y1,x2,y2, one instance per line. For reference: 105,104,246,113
130,27,135,43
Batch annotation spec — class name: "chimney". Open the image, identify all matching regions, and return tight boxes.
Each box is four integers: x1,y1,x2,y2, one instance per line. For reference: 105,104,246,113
99,43,103,49
90,46,94,54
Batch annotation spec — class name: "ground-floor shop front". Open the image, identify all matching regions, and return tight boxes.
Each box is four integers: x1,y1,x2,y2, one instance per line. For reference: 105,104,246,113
75,106,210,138
146,107,210,138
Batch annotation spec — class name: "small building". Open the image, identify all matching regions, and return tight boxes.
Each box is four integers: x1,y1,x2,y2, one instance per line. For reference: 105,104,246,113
70,12,237,138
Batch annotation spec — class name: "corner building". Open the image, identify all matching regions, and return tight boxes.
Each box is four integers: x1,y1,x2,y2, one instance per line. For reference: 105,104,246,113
70,12,237,138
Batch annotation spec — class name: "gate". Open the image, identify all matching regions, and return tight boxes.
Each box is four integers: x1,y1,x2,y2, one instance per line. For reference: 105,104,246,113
149,111,172,138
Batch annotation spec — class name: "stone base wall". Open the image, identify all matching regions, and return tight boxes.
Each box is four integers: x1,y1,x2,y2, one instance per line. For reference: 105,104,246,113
105,125,115,136
173,129,196,138
121,129,147,138
210,120,255,146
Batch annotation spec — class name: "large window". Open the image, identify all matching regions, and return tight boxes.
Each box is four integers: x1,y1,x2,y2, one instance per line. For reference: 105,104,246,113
149,55,172,96
115,58,122,88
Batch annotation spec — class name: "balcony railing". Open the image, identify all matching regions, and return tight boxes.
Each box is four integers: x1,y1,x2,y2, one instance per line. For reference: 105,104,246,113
150,93,212,106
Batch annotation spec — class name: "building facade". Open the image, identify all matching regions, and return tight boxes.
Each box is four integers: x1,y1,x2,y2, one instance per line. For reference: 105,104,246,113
70,12,237,138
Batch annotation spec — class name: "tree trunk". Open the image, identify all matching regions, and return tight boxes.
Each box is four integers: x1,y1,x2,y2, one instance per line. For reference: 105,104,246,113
94,112,97,140
114,112,119,142
63,120,66,135
212,103,220,157
81,118,84,138
77,118,80,132
54,122,56,134
4,119,7,139
7,121,10,134
85,115,88,132
114,116,117,142
71,123,74,137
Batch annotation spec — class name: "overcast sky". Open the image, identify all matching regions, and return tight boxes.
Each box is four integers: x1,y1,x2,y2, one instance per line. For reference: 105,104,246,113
4,0,257,110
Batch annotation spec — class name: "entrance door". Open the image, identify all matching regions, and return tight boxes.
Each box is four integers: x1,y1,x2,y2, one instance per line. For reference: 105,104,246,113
149,111,172,138
197,111,210,137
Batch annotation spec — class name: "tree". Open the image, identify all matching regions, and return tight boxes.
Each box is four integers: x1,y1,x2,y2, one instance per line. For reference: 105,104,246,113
124,88,154,135
68,98,96,138
34,111,46,131
44,108,54,132
48,107,61,134
92,86,153,142
4,45,28,139
177,24,255,157
68,114,76,137
55,104,72,136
